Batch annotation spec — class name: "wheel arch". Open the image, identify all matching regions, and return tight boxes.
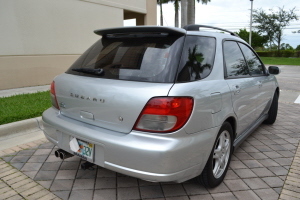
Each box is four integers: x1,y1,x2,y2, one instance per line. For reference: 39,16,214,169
224,116,237,141
276,87,280,97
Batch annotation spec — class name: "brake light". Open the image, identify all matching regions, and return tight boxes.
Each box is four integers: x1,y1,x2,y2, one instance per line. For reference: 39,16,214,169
133,97,193,133
50,81,60,110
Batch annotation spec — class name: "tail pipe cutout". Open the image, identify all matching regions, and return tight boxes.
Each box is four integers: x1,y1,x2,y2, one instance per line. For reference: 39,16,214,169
54,149,74,160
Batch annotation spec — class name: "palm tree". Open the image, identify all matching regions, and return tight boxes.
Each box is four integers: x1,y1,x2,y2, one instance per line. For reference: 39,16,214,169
157,0,170,26
187,0,211,25
168,0,181,27
174,0,180,27
181,0,187,27
157,0,163,26
178,45,211,81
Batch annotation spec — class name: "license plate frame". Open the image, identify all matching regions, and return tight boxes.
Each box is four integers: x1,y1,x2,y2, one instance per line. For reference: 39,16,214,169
73,139,94,161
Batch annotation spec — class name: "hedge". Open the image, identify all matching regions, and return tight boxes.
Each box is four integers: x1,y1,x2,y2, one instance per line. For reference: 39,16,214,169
256,51,300,58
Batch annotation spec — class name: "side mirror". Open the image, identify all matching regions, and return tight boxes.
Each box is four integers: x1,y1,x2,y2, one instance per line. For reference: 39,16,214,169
268,66,280,75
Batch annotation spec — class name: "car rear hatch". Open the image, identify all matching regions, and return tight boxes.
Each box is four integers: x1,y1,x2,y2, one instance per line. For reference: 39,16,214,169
55,26,186,134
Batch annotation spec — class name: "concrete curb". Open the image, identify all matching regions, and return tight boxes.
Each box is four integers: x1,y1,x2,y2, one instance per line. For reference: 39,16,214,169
0,117,43,137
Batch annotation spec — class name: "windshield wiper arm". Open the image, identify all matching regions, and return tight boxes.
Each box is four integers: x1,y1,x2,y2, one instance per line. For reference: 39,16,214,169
72,68,104,76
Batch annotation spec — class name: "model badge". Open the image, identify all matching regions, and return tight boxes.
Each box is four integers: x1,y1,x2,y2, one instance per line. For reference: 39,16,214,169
70,93,105,103
59,102,66,108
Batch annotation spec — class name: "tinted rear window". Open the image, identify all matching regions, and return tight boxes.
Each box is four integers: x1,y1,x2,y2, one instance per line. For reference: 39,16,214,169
177,36,216,82
66,34,184,83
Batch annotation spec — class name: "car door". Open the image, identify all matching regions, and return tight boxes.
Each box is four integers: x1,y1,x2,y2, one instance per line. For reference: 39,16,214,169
238,43,274,119
223,41,258,136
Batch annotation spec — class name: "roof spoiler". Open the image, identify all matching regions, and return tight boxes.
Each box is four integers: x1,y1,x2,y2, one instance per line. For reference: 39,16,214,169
94,26,186,36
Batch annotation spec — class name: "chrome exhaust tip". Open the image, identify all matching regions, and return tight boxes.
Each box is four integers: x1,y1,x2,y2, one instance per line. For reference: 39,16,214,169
54,149,74,160
54,149,63,158
59,150,74,160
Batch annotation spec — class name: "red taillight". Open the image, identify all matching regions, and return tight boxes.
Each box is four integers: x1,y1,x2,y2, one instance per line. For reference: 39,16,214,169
133,97,194,133
50,81,60,110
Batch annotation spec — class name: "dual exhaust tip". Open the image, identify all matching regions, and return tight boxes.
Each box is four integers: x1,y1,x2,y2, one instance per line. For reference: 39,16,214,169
54,149,74,160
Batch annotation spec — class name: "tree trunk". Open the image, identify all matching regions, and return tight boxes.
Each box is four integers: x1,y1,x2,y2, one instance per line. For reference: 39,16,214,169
269,36,271,51
160,1,163,26
187,0,195,25
175,0,179,27
277,33,281,57
181,0,187,27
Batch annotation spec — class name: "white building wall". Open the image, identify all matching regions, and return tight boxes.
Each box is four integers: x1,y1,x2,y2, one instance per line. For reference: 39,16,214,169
0,0,156,90
0,0,124,55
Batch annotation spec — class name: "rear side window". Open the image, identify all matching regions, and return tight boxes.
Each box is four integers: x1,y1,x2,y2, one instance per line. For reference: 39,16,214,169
177,36,216,82
223,41,250,78
66,34,184,83
238,43,265,76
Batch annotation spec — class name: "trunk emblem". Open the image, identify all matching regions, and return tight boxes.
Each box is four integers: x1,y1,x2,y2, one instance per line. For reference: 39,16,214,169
59,102,66,108
70,93,105,103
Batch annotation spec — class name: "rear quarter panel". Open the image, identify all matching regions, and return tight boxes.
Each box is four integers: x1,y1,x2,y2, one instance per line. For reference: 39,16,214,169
170,33,236,134
169,79,234,134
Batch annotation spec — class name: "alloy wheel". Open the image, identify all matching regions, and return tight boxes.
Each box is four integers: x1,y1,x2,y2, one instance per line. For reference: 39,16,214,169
212,130,231,178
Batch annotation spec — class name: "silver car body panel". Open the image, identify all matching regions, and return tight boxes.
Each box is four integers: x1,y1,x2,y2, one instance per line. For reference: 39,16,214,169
54,74,174,133
168,80,233,134
42,26,279,183
254,75,276,118
226,77,258,136
43,107,219,182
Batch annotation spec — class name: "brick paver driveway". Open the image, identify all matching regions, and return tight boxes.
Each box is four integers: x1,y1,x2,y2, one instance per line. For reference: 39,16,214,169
1,102,300,200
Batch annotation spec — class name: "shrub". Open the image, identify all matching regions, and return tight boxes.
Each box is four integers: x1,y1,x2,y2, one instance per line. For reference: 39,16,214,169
256,51,276,57
281,50,295,57
256,50,298,57
256,51,271,57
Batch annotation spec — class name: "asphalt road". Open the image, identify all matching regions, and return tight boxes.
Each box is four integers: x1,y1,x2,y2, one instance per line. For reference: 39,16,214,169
270,65,300,104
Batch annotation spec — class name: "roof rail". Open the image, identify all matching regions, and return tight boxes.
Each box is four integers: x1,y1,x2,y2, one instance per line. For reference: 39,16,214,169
183,24,240,37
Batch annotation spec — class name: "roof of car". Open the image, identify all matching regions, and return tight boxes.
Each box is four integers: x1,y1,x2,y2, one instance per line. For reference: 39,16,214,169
94,25,241,41
94,24,239,37
183,25,239,37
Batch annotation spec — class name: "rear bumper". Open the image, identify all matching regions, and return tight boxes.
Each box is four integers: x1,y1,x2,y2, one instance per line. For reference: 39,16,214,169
42,107,219,183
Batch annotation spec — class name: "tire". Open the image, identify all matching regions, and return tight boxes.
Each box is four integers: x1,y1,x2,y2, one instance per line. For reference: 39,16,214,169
197,122,233,188
263,92,278,124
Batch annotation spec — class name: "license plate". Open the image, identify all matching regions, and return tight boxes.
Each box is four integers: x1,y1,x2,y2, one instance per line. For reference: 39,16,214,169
74,139,94,160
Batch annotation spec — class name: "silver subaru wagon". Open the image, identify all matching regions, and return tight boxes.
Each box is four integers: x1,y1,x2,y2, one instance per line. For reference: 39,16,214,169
42,25,280,187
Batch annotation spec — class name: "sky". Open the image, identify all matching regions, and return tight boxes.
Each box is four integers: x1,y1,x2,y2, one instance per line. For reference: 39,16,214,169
125,0,300,48
157,0,300,48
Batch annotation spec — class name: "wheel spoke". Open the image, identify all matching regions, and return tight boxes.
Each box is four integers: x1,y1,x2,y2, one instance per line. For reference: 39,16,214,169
212,130,232,179
214,161,221,175
220,157,226,169
219,133,225,149
213,149,221,159
224,140,230,152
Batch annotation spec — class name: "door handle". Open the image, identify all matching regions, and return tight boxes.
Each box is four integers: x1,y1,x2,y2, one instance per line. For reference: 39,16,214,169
258,81,262,88
232,85,240,95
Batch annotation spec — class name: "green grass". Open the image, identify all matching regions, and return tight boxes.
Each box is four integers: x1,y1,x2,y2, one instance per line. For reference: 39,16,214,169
0,91,51,125
260,57,300,66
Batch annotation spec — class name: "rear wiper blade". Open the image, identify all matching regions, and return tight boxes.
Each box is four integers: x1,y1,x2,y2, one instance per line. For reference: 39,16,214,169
72,68,104,76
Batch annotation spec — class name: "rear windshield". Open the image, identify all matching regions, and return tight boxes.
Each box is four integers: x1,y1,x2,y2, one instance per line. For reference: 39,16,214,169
66,34,184,83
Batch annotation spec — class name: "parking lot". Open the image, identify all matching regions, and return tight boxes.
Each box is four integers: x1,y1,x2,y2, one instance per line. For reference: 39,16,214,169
0,65,300,200
275,65,300,104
